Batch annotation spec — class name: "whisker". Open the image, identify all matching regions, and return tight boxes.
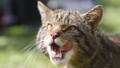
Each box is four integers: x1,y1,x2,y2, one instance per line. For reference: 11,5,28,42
18,39,43,67
21,40,36,53
23,40,35,49
20,48,37,68
25,44,36,53
25,48,37,62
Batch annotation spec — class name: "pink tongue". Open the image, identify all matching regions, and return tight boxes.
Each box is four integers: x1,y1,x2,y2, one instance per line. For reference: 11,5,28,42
51,44,62,57
51,41,73,57
60,41,73,51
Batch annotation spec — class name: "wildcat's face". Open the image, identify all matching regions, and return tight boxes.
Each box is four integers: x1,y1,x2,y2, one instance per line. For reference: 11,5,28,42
37,1,103,66
40,14,81,65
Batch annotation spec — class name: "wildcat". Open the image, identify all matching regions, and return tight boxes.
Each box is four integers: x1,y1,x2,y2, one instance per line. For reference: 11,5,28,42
36,1,120,68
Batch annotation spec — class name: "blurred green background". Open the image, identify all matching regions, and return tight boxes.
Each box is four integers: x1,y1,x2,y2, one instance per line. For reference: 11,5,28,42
0,0,120,68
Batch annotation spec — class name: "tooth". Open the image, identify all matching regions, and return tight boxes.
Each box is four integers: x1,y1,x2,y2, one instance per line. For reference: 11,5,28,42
44,36,53,46
55,38,64,47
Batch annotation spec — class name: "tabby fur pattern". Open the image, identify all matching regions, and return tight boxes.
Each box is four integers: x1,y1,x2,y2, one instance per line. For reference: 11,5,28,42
36,1,120,68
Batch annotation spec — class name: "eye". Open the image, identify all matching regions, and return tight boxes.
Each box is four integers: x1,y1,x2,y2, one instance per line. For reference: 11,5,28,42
61,24,68,31
68,25,76,31
47,23,53,28
61,25,77,32
61,24,67,28
46,23,53,30
42,23,53,30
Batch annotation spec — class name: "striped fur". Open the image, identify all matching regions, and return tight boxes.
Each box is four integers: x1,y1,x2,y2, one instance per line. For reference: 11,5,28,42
36,1,120,68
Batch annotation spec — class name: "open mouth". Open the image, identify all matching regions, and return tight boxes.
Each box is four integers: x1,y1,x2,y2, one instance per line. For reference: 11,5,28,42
50,40,73,61
44,35,73,63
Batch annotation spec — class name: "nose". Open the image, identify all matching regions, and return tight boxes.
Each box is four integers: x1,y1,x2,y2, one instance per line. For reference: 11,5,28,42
50,32,60,39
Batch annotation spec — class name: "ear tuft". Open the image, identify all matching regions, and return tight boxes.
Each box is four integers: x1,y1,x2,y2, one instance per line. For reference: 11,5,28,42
37,1,50,13
37,1,52,19
82,5,103,30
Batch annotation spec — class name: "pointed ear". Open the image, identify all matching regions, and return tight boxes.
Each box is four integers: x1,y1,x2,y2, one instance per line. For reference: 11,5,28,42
37,1,52,19
81,5,103,30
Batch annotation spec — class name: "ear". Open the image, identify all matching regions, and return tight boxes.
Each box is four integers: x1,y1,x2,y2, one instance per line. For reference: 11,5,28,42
37,1,52,19
81,5,103,30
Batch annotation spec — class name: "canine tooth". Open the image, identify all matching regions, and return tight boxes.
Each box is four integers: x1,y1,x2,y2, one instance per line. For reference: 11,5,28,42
44,36,53,46
55,38,64,47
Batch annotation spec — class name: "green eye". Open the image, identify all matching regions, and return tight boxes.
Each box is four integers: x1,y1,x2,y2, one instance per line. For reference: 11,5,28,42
42,23,53,30
48,23,53,27
61,24,67,28
68,25,76,30
47,23,53,29
61,24,68,31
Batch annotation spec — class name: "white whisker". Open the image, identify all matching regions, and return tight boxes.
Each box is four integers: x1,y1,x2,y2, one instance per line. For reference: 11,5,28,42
19,48,37,68
21,40,36,53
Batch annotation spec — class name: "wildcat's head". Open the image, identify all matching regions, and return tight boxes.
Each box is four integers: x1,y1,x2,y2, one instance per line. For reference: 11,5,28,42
36,1,103,66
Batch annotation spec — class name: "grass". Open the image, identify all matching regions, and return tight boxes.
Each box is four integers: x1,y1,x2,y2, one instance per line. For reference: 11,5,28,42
0,51,57,68
0,26,57,68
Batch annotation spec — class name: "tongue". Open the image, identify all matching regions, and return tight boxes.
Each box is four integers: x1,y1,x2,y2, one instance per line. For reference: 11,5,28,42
51,44,62,57
51,41,73,57
60,41,73,51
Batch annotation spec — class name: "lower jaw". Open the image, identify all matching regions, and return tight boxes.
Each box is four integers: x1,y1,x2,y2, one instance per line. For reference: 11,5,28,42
51,58,66,66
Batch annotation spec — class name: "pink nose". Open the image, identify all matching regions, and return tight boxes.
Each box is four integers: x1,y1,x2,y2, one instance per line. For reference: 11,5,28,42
50,32,60,38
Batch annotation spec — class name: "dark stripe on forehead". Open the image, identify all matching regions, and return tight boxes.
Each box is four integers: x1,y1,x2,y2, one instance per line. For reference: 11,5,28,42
55,11,71,23
64,12,71,23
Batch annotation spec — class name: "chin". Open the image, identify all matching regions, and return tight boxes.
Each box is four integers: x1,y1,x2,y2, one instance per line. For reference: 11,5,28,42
51,58,66,66
47,45,74,66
